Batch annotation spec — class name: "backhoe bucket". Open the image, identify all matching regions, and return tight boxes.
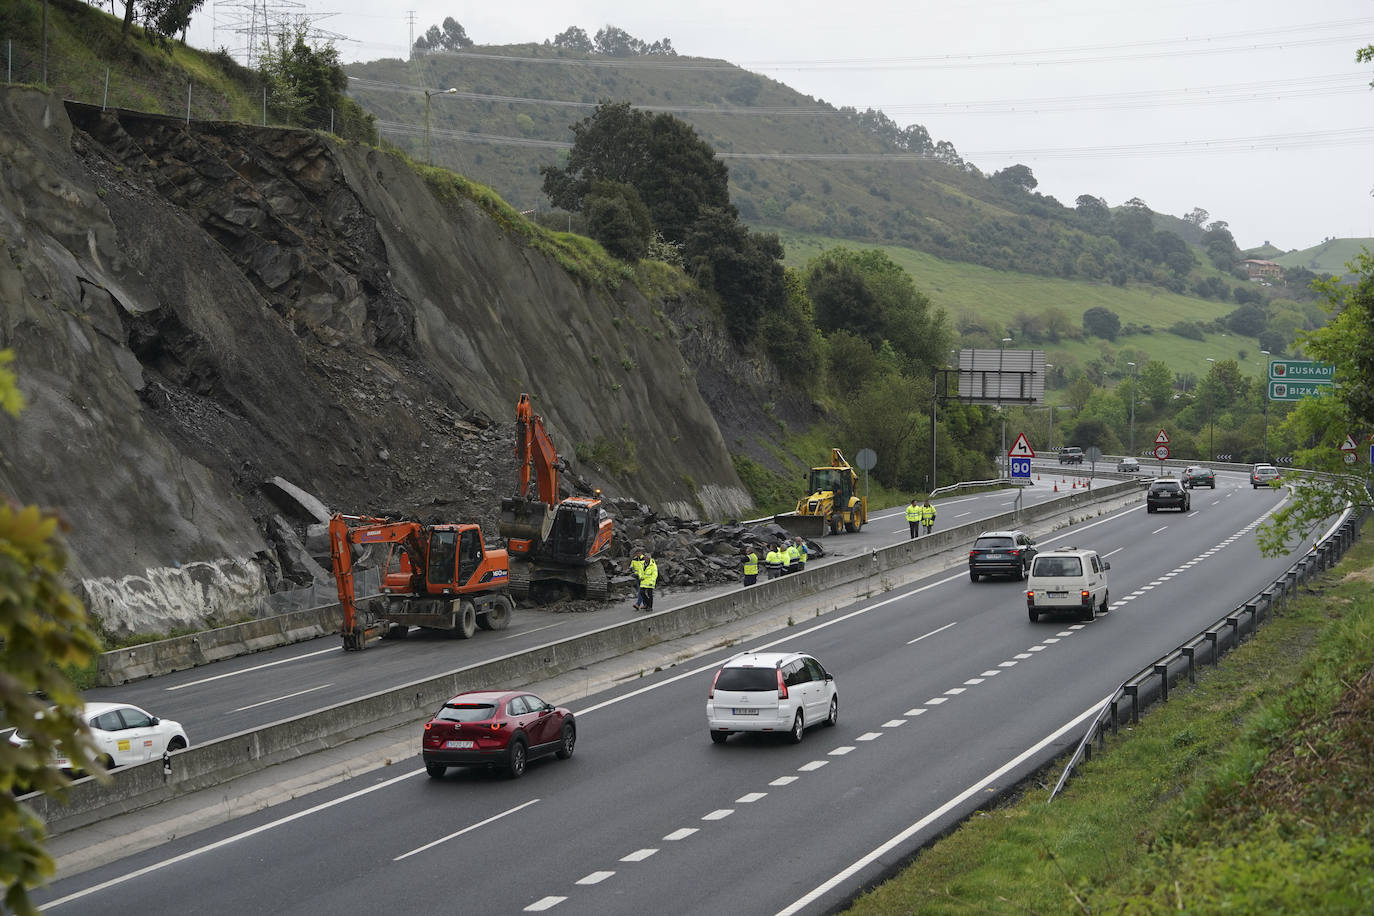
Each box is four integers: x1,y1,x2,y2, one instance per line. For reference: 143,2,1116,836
773,511,829,539
499,497,556,543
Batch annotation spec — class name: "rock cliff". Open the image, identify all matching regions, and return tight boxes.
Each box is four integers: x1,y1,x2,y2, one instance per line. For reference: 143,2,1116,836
0,87,753,636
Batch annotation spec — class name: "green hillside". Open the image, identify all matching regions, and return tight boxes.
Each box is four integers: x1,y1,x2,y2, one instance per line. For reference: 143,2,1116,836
1272,238,1374,275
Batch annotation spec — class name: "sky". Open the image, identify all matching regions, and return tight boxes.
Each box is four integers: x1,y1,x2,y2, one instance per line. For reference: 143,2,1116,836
183,0,1374,252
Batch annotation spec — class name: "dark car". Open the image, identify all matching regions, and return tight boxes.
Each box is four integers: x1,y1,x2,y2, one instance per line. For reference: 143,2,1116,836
1146,479,1191,513
1182,466,1216,489
968,530,1038,581
1058,447,1084,465
421,690,575,779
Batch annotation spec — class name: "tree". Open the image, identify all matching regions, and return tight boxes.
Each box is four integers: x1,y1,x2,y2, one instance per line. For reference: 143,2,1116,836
760,272,824,388
141,0,206,43
681,208,785,343
1082,306,1121,341
1184,206,1210,227
992,164,1037,194
0,351,104,915
551,26,593,51
583,180,652,261
1140,360,1175,411
438,17,474,50
258,24,376,143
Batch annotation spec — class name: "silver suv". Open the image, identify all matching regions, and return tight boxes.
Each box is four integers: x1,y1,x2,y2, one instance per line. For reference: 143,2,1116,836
707,651,838,744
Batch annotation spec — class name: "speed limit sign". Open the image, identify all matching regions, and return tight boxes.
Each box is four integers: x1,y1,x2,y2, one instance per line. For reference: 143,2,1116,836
1154,444,1171,461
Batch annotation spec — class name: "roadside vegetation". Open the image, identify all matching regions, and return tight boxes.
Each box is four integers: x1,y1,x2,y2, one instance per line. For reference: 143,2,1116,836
848,524,1374,914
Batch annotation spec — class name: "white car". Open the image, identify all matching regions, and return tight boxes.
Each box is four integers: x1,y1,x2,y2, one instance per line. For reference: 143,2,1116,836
7,702,189,773
1117,457,1140,473
1025,548,1111,623
707,651,838,744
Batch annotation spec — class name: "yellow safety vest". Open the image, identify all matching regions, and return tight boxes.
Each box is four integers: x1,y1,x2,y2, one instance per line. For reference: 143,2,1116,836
639,560,658,588
906,504,921,523
743,552,759,575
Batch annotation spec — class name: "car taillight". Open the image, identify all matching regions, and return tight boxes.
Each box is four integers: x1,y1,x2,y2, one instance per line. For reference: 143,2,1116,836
1081,590,1091,605
708,668,722,699
1009,549,1020,557
776,668,788,700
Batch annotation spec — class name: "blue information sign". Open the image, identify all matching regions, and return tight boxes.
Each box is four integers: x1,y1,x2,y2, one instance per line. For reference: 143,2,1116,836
1010,456,1032,484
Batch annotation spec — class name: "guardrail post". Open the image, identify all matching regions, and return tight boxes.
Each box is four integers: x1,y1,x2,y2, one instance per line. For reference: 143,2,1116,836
1154,663,1169,702
1224,615,1240,648
1243,601,1259,636
1123,684,1140,724
1109,698,1121,734
1204,629,1220,666
1181,645,1197,684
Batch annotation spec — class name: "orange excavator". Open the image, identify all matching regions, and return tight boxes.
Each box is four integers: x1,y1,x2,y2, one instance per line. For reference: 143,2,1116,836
328,513,514,650
498,394,613,599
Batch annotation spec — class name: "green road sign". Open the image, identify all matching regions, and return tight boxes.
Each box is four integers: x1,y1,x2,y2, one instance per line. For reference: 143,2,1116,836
1269,380,1335,401
1269,359,1336,382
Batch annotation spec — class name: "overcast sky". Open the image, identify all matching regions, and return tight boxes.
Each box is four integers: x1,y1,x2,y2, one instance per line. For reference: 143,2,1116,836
186,1,1374,252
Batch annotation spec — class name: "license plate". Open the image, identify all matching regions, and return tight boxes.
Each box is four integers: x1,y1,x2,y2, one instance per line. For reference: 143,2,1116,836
1048,591,1068,598
444,740,475,749
732,708,760,716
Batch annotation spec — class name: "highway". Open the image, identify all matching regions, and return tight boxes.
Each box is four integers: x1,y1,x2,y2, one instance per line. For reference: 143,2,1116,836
35,469,1312,914
81,465,1105,743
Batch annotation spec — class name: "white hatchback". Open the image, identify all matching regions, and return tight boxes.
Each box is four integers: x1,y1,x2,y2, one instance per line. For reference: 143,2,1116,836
706,651,838,744
7,702,189,773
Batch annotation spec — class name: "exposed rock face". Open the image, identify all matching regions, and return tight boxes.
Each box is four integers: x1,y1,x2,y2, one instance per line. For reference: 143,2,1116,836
0,87,753,634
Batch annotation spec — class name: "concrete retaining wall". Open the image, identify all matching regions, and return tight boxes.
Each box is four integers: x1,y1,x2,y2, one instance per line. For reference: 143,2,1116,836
34,481,1139,834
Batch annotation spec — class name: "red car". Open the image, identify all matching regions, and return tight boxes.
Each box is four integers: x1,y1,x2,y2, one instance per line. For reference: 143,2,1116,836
421,690,575,779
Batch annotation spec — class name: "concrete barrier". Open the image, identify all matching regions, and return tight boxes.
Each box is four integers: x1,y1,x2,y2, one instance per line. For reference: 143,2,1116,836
32,481,1139,833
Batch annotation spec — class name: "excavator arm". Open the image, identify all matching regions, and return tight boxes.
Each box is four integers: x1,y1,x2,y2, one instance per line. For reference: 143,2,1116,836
503,394,563,547
328,514,427,647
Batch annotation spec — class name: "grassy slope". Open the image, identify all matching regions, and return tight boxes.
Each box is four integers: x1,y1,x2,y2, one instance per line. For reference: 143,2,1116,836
775,228,1274,383
1273,238,1374,274
849,523,1374,914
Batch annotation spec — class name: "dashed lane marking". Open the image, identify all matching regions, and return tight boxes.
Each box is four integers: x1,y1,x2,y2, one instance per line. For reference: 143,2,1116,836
620,848,657,862
702,809,734,821
798,760,829,771
575,872,614,886
664,828,697,841
524,896,566,911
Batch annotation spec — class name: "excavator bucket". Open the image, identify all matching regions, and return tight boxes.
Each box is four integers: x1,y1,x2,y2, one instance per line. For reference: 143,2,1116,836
773,511,829,539
499,496,556,543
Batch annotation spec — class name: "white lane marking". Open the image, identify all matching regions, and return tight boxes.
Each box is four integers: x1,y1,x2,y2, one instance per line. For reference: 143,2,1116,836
926,697,948,705
907,621,957,645
771,776,800,785
855,733,882,742
1056,631,1074,637
999,661,1018,667
502,621,565,640
903,709,927,717
979,670,1001,677
1103,547,1125,559
1043,638,1060,644
964,678,984,685
525,896,566,911
798,760,829,771
164,646,340,690
829,746,856,756
944,688,965,695
42,767,426,909
953,511,972,519
232,684,332,713
776,696,1111,916
737,792,768,802
620,848,658,862
881,719,907,728
394,798,542,860
576,871,614,886
1151,526,1168,534
702,809,734,820
1014,653,1032,659
664,828,698,841
1029,645,1046,652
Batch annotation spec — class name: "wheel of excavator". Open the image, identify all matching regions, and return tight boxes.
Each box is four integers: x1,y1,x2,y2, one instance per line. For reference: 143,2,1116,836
384,623,409,639
454,600,477,639
477,596,513,631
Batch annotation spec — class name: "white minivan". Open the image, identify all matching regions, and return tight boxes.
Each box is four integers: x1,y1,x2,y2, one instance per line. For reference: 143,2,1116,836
706,651,838,744
1025,548,1110,623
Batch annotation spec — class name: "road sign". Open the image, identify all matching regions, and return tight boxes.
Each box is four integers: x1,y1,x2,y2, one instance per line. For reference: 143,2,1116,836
1269,380,1336,402
1345,453,1357,465
1154,444,1171,461
1154,429,1170,444
855,448,877,470
1340,435,1358,452
1010,456,1032,484
1269,359,1336,382
1008,433,1035,458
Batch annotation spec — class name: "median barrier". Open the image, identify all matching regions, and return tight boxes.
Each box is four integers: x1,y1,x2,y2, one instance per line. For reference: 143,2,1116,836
30,481,1141,833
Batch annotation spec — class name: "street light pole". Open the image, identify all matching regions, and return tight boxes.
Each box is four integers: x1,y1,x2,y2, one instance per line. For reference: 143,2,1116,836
424,87,457,165
1206,357,1216,461
1260,349,1271,461
1127,361,1136,457
1000,338,1012,477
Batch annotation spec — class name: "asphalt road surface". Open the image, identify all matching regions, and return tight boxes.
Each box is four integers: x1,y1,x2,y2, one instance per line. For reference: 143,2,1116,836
36,470,1315,915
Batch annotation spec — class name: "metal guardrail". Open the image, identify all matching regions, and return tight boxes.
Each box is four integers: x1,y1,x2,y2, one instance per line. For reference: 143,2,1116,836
1049,503,1367,801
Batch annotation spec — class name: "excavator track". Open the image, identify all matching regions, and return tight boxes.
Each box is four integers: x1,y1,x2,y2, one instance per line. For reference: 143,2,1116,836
583,562,609,601
507,560,531,599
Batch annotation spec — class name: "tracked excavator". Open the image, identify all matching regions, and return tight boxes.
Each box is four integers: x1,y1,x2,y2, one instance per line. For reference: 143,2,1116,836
498,394,613,599
774,448,868,538
328,513,514,650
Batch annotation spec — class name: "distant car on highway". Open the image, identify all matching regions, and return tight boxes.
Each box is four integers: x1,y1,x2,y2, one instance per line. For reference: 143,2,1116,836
1182,465,1216,489
968,530,1037,581
7,702,188,774
707,651,837,744
1147,478,1191,513
1058,447,1084,465
421,690,575,779
1251,464,1281,488
1117,457,1140,473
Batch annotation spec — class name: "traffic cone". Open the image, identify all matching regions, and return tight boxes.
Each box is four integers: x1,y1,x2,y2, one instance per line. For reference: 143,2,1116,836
1053,482,1058,492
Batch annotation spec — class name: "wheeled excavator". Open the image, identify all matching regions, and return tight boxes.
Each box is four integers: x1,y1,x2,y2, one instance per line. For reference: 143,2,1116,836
498,394,613,599
774,448,868,538
328,513,514,650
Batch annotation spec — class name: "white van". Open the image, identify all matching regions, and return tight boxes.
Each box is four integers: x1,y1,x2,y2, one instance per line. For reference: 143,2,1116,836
1025,548,1110,623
